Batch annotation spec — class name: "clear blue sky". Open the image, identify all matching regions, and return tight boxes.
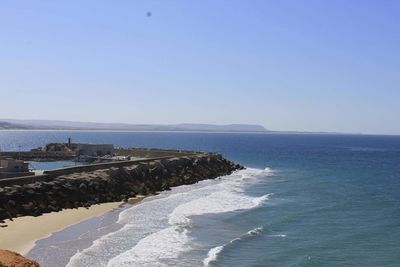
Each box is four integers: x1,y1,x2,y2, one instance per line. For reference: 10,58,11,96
1,0,400,134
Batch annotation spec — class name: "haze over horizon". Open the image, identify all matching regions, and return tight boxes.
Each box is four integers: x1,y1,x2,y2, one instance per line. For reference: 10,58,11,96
1,1,400,135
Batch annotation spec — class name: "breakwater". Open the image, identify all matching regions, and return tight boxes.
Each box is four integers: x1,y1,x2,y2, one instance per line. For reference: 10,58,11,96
0,153,243,221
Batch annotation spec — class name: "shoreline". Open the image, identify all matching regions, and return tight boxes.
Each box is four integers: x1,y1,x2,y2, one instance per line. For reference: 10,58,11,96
0,196,146,256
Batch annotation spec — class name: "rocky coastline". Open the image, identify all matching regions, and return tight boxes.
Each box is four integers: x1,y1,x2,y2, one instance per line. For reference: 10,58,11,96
0,153,243,222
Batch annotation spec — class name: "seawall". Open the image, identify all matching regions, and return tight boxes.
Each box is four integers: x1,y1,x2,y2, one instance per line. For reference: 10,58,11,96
0,153,243,221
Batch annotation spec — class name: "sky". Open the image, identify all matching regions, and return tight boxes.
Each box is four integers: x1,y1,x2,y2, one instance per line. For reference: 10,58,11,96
1,0,400,134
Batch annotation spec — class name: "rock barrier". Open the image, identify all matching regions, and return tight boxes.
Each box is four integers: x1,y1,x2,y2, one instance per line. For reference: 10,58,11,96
0,153,243,221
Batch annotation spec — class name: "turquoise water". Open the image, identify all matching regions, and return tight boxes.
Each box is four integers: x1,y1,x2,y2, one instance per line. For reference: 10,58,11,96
1,131,400,266
28,161,81,171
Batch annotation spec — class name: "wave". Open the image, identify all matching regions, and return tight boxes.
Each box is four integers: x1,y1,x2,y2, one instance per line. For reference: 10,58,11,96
238,167,273,181
264,167,273,173
168,191,271,225
247,226,264,236
253,193,273,206
269,234,287,237
107,227,190,267
203,245,224,266
66,167,274,267
202,225,288,266
203,226,266,266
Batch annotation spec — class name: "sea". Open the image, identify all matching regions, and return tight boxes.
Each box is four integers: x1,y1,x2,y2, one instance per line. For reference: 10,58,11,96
0,131,399,267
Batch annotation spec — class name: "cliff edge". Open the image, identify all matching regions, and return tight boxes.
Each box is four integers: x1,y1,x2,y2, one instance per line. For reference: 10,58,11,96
0,250,39,267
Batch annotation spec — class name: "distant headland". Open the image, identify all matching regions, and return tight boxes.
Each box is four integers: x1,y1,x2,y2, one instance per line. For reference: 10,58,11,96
0,119,268,133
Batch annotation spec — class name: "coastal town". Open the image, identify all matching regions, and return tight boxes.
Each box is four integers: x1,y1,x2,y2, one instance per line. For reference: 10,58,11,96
0,138,114,179
0,139,243,266
0,138,242,203
0,138,201,179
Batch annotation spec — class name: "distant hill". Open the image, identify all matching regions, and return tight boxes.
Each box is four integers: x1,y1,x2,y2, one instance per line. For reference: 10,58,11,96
0,119,269,133
0,121,31,130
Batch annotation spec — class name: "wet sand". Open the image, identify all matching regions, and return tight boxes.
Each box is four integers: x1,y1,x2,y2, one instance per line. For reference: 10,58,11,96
0,196,145,255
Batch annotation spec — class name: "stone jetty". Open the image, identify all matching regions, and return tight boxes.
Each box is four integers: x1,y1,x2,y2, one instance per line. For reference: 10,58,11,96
0,152,243,221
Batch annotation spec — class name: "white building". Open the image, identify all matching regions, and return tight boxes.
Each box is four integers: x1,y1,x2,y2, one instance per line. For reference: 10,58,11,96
0,158,29,173
74,144,114,157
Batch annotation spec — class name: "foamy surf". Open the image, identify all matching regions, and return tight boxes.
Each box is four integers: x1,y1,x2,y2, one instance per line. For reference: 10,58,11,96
203,226,266,266
168,191,271,225
65,167,273,267
203,246,224,266
107,227,190,267
247,226,264,236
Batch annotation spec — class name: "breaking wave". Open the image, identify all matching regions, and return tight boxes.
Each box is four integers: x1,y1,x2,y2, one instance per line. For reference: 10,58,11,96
66,167,273,267
203,226,265,266
203,225,286,266
203,246,224,266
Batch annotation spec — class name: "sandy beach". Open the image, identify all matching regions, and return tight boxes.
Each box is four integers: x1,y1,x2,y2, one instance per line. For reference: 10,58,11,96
0,196,145,256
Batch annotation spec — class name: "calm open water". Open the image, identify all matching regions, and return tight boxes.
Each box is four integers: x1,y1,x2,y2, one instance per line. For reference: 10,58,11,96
1,131,400,266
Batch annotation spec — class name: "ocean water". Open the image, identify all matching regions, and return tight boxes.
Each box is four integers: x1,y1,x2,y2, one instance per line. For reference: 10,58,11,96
1,131,400,266
28,161,82,171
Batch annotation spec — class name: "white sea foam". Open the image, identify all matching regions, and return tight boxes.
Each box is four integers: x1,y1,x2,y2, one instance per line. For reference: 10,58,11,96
269,234,287,237
247,226,264,236
238,167,273,181
168,168,273,226
264,167,273,172
67,167,274,267
169,191,271,225
203,226,265,266
253,193,273,206
203,245,224,266
106,227,190,267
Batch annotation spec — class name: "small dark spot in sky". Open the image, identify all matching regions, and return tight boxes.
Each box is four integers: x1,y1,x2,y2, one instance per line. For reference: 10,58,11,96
147,12,152,17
